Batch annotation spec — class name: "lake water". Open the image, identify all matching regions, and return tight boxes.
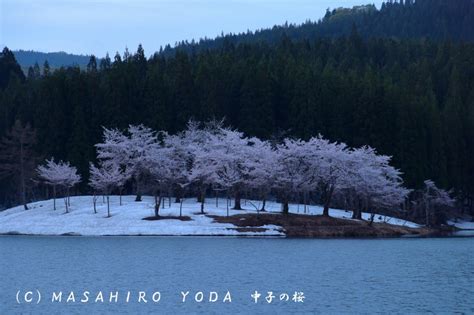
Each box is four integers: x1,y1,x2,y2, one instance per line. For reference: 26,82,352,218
1,236,473,314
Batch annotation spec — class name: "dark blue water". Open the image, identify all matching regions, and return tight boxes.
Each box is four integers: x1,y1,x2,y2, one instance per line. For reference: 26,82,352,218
1,236,473,314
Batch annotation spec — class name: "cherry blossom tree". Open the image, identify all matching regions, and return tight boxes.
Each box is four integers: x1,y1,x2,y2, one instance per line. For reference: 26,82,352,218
179,120,225,213
89,120,416,223
147,144,179,217
244,137,277,211
89,162,128,217
162,132,193,216
274,138,315,214
37,158,81,213
188,137,219,214
126,125,160,202
94,127,129,164
306,136,351,217
204,126,251,210
348,146,410,224
420,180,455,226
95,124,159,201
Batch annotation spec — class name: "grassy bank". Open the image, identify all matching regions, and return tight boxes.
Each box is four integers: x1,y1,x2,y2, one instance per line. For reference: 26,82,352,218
210,213,434,238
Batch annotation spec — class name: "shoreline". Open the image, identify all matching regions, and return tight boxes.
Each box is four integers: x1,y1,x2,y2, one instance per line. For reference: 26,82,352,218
0,231,468,238
0,196,468,239
0,216,462,239
210,213,460,238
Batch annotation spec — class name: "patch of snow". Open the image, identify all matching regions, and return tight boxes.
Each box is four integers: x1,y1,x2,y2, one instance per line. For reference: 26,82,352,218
448,220,474,230
0,196,420,236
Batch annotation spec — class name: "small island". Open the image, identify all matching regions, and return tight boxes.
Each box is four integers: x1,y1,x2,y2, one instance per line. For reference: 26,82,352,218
1,121,468,238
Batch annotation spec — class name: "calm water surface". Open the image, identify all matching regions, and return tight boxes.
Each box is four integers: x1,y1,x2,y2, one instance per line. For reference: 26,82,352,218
1,236,473,314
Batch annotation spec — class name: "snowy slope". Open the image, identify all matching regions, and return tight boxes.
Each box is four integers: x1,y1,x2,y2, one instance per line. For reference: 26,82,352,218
447,220,474,230
0,195,419,236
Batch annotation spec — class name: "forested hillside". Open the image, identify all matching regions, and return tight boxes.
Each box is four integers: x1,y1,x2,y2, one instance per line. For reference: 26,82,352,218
0,0,473,213
12,0,474,69
13,50,93,71
164,0,474,55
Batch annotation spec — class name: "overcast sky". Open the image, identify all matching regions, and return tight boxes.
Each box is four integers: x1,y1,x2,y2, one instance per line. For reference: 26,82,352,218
1,0,383,57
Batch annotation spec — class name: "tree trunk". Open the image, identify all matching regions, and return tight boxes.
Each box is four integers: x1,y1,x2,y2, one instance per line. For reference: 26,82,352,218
322,186,334,217
233,189,242,210
260,199,266,212
65,188,70,213
154,194,162,217
425,201,430,227
352,204,362,220
352,198,362,220
352,199,358,219
200,189,206,214
351,208,358,219
303,191,307,214
53,185,56,210
22,188,28,210
135,176,142,202
297,199,300,213
119,190,122,206
92,192,97,214
20,141,28,210
322,203,329,217
107,195,111,217
366,200,375,226
175,186,182,203
368,212,375,226
179,199,183,217
282,200,289,215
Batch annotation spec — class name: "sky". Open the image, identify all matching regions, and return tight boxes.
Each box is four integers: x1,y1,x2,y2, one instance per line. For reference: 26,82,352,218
1,0,383,57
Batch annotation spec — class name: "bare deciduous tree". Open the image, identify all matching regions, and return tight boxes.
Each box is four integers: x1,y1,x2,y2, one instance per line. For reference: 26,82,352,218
0,120,38,210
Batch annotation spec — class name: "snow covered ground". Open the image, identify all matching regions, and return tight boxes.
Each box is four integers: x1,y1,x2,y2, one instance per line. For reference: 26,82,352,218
0,195,420,236
447,220,474,230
